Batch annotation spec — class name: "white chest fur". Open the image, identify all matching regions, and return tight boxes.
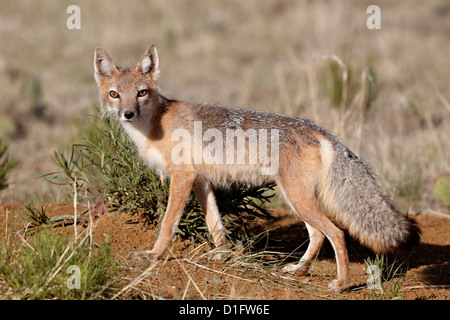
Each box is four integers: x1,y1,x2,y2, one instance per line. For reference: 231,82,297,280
144,148,166,172
122,122,166,173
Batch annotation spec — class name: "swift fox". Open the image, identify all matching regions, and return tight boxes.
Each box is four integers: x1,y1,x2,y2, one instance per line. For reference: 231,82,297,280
94,44,420,293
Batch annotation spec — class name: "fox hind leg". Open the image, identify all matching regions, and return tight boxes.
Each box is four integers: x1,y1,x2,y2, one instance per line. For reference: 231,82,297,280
282,222,325,276
278,178,353,293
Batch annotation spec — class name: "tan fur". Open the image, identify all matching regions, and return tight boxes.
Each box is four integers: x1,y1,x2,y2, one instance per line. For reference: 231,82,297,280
93,44,420,293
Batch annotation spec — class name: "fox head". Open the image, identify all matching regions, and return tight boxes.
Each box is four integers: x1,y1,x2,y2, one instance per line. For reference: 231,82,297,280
94,44,160,122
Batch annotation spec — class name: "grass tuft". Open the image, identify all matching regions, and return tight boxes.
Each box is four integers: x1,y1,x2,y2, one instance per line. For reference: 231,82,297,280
364,254,408,300
0,228,120,299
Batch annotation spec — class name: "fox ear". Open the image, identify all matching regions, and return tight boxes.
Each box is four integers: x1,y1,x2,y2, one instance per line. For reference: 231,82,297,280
136,44,159,81
94,48,118,83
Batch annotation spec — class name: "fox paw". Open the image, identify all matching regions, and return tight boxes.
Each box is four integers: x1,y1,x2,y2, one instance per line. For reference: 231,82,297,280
282,262,309,276
327,279,353,293
132,250,161,262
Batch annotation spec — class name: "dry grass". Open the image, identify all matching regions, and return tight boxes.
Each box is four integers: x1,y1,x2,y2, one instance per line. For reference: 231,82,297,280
0,0,449,216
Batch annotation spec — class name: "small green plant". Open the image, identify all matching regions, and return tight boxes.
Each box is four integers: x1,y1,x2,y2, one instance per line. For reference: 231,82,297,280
0,137,17,191
22,202,50,229
44,108,275,243
364,254,407,300
432,176,450,206
12,199,98,234
0,229,120,299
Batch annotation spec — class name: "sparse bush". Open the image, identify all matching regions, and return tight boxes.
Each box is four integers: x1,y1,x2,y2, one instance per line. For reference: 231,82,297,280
317,56,376,115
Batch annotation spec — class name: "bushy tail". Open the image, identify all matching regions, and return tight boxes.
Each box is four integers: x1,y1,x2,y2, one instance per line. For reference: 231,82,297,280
317,139,421,254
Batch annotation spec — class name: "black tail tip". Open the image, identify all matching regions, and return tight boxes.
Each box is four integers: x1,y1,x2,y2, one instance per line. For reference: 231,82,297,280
400,217,422,251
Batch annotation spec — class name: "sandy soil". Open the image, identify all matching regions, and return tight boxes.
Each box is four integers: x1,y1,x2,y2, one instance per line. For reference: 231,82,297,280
0,203,448,300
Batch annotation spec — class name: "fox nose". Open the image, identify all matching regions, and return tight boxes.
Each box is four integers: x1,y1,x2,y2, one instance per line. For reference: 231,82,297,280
124,110,135,120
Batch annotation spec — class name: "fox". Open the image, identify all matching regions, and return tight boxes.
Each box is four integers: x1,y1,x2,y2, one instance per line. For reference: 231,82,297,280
93,44,421,293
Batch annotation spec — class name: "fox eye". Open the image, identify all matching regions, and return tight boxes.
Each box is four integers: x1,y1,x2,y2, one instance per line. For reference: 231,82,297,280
138,89,148,97
109,90,119,99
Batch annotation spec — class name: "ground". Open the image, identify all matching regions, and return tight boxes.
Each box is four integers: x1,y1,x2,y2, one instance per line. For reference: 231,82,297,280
1,203,448,300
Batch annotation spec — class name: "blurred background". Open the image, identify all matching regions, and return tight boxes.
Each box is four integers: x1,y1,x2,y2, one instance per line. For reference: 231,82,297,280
0,0,449,214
